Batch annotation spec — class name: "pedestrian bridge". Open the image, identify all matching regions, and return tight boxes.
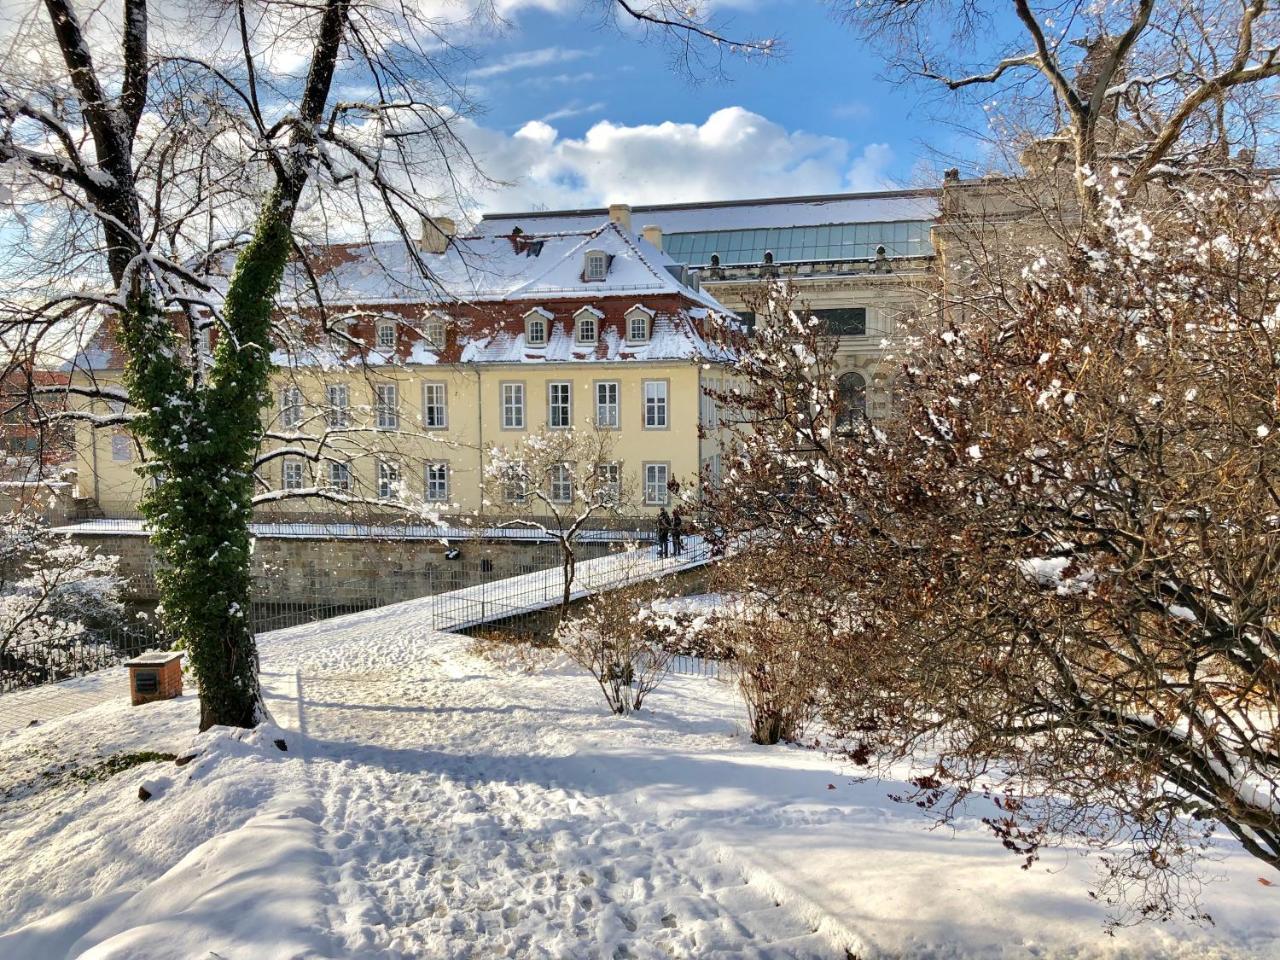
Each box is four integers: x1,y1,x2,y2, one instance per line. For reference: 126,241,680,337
1,539,715,732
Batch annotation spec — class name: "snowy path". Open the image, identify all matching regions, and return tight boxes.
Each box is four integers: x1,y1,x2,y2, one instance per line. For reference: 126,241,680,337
270,640,837,958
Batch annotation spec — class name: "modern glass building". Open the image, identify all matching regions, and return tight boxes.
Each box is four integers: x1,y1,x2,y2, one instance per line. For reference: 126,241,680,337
662,220,933,267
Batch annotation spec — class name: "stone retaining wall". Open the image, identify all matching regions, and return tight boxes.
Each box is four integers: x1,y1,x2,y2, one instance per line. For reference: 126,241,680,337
66,531,619,605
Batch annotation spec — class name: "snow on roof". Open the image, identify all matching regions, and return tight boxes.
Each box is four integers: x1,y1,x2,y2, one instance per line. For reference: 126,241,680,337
459,311,732,364
273,221,725,312
476,190,941,237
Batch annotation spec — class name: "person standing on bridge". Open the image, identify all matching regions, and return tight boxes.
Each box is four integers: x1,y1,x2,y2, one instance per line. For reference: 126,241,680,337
671,507,685,557
656,508,672,559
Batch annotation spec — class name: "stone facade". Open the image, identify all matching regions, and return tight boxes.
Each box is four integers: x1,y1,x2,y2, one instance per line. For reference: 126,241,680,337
65,529,620,605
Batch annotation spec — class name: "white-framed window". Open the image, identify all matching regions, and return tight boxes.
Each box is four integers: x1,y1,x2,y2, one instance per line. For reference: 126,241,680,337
280,385,304,429
575,308,600,344
375,383,399,431
643,462,669,505
501,382,525,430
328,321,348,352
699,382,719,431
328,460,352,492
282,458,305,491
643,379,668,429
110,433,132,462
595,461,621,505
595,381,619,428
549,462,574,503
626,308,651,343
424,314,447,347
709,453,723,488
424,461,449,502
326,383,350,428
525,310,550,346
547,381,572,429
377,460,401,500
197,323,213,356
423,381,447,429
584,250,608,281
376,321,397,351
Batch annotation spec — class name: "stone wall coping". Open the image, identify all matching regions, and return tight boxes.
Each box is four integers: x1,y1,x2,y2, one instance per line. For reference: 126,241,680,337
52,519,652,543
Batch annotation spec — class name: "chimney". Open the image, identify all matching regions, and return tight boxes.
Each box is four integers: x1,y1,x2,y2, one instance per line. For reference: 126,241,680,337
641,224,663,250
420,215,456,254
608,203,632,232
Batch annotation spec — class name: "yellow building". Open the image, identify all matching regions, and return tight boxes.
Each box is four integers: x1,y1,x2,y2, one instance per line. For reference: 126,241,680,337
67,212,736,522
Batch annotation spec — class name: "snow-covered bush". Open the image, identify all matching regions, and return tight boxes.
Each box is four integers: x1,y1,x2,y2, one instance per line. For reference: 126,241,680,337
558,584,673,715
0,512,124,686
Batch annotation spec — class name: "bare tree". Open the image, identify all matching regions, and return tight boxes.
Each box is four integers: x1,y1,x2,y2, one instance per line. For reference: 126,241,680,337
0,0,481,727
830,0,1280,203
486,427,632,631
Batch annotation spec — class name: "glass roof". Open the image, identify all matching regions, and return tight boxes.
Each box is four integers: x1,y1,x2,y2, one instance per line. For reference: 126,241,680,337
661,220,934,267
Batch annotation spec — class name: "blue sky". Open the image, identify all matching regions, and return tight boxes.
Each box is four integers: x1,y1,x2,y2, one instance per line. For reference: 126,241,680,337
440,0,992,215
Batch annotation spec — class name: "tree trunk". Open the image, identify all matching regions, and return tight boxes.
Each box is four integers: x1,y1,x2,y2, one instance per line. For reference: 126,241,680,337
133,195,296,729
554,542,576,634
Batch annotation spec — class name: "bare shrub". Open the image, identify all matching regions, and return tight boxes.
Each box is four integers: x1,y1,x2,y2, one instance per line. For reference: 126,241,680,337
466,629,558,674
718,610,819,746
558,584,673,715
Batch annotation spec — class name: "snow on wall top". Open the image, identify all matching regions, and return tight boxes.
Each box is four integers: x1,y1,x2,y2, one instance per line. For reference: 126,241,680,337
476,190,940,237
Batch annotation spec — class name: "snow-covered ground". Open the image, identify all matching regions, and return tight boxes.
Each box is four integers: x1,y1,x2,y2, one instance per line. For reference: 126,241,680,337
1,589,1277,959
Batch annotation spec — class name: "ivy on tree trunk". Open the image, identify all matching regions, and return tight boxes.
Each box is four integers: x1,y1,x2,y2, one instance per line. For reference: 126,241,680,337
122,196,296,729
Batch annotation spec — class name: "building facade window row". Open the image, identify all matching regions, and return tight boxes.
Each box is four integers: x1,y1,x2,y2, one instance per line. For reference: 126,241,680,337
277,456,674,506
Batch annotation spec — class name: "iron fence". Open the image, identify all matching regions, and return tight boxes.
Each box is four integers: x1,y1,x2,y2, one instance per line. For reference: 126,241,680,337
431,539,713,632
0,622,163,695
0,577,428,696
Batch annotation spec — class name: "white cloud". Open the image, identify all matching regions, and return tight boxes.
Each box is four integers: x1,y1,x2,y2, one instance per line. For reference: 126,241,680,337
471,46,594,79
456,106,898,215
539,101,606,123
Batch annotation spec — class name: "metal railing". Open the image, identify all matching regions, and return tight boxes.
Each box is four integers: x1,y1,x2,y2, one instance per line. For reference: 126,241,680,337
431,539,712,632
0,578,434,695
1,622,163,694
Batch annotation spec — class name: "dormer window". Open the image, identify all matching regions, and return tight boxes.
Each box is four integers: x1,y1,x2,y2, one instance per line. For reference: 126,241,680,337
524,308,552,346
328,321,349,352
625,305,653,343
574,307,601,345
376,321,397,351
584,250,608,282
424,313,447,347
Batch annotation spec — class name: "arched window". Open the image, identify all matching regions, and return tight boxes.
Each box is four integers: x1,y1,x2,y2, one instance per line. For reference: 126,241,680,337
524,309,550,346
583,250,608,281
423,313,447,347
625,306,652,343
574,307,600,344
376,321,397,351
578,316,596,343
836,371,867,428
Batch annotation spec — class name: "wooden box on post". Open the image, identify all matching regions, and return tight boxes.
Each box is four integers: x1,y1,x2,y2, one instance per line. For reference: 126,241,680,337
124,652,184,706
